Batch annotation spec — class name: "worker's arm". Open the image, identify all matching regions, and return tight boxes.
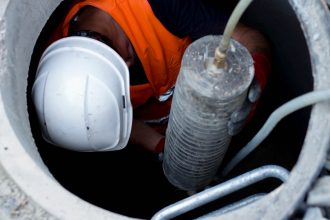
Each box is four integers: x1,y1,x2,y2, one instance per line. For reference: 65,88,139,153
232,23,272,58
129,119,165,153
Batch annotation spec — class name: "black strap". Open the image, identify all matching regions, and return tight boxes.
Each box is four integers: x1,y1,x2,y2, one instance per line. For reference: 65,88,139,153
70,30,111,46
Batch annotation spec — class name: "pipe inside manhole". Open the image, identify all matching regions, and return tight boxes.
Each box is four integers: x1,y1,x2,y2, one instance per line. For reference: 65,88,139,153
1,0,329,219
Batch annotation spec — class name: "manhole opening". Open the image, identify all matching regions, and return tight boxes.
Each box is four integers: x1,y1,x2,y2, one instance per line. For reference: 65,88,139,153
27,1,313,219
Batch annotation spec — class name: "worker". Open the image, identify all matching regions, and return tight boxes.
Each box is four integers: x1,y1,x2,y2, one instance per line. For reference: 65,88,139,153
32,0,272,154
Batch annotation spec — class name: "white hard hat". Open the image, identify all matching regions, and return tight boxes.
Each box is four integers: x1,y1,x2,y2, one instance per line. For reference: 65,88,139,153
32,36,132,152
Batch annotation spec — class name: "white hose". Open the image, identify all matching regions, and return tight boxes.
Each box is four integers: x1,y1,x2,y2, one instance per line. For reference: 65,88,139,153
219,0,254,53
222,89,330,176
214,0,254,67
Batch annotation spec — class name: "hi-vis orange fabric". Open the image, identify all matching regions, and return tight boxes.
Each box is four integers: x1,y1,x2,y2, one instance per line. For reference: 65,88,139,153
59,0,191,114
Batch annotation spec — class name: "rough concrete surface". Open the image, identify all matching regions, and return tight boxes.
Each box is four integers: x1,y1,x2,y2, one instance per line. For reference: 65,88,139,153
0,0,330,219
0,164,56,220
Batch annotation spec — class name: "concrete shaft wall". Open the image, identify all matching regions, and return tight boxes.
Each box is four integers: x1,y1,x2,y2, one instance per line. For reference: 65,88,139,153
0,0,329,220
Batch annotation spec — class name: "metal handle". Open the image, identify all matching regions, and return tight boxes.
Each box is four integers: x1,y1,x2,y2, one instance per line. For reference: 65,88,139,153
151,165,289,220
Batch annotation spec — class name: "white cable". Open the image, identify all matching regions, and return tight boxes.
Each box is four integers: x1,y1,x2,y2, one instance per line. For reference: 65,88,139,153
219,0,254,53
222,89,330,176
214,0,254,67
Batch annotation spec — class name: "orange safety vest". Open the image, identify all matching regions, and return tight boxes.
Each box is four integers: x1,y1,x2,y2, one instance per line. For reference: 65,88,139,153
58,0,191,122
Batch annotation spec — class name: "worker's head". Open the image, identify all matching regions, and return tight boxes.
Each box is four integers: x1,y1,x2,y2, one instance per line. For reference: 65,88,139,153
69,5,137,68
32,36,132,152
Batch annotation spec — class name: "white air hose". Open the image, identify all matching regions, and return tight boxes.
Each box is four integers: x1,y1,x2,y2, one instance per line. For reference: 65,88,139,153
214,0,254,67
222,89,330,176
